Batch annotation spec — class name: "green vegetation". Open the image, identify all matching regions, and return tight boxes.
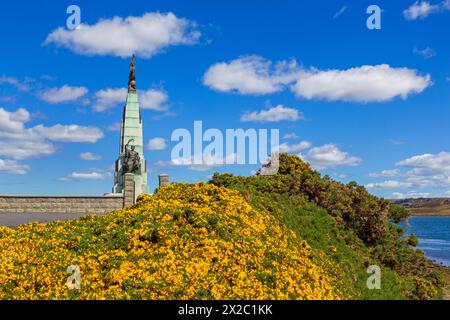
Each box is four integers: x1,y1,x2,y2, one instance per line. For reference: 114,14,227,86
0,153,443,300
209,154,443,299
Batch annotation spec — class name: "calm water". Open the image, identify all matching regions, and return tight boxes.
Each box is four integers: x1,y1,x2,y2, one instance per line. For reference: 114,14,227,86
400,217,450,266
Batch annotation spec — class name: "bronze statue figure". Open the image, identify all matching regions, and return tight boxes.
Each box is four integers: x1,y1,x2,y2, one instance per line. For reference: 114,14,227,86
128,54,136,92
123,139,141,174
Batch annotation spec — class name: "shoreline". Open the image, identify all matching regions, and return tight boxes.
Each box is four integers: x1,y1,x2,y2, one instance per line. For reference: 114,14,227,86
410,212,450,217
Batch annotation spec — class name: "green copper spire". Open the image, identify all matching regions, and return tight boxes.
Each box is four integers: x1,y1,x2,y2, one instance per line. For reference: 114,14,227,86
113,55,148,199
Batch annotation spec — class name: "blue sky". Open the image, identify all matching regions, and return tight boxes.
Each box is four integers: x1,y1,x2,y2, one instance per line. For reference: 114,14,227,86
0,0,449,198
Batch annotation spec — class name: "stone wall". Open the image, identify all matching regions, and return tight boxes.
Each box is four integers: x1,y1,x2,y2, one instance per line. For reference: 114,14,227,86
0,195,124,214
0,172,137,215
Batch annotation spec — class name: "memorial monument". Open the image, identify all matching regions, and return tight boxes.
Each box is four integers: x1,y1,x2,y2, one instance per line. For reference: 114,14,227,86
112,54,148,199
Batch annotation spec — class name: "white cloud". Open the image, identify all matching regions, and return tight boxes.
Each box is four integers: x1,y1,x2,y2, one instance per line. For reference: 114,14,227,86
292,65,431,102
0,75,31,92
0,107,103,160
369,169,400,177
333,6,347,19
93,87,169,112
93,88,127,112
45,12,200,58
0,107,29,132
367,151,450,191
39,85,88,104
241,105,303,122
0,140,55,160
148,137,167,150
32,124,103,143
391,191,431,199
413,46,436,59
107,122,121,132
0,159,30,175
366,180,413,190
282,133,299,139
156,153,237,171
203,55,300,95
60,169,111,181
403,0,450,20
80,152,102,161
278,140,312,153
396,152,450,187
140,89,169,111
397,152,450,169
300,144,362,169
203,56,431,103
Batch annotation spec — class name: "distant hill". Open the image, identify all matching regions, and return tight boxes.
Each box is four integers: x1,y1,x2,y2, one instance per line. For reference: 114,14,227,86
392,198,450,216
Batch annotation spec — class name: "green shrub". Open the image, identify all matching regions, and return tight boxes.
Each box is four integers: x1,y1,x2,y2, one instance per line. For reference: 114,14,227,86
209,154,442,299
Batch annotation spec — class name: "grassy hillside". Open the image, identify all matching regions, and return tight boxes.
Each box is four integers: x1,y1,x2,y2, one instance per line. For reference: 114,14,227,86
0,154,444,299
210,154,443,299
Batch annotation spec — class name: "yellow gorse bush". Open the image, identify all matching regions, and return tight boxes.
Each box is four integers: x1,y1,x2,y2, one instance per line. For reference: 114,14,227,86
0,183,344,299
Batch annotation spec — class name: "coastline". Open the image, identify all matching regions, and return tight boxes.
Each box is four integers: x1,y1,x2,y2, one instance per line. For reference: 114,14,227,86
410,212,450,217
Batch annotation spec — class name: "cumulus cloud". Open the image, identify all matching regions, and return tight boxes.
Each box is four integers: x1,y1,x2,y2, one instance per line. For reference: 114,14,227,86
80,152,102,161
39,85,88,104
93,88,168,112
45,12,200,58
366,151,450,191
278,141,312,153
240,105,303,122
0,107,103,160
0,159,30,175
32,124,103,143
291,65,431,102
140,89,169,111
93,88,127,112
148,137,167,150
0,140,55,160
203,56,431,103
369,169,400,178
396,152,450,187
366,180,413,190
203,55,300,95
60,169,111,181
391,191,431,199
403,0,450,20
300,144,362,169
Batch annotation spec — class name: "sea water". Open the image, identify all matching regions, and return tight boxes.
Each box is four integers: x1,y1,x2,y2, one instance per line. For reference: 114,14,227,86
400,217,450,266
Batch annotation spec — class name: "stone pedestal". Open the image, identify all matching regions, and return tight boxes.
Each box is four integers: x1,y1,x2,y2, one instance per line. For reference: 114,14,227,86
159,174,170,187
123,173,135,207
